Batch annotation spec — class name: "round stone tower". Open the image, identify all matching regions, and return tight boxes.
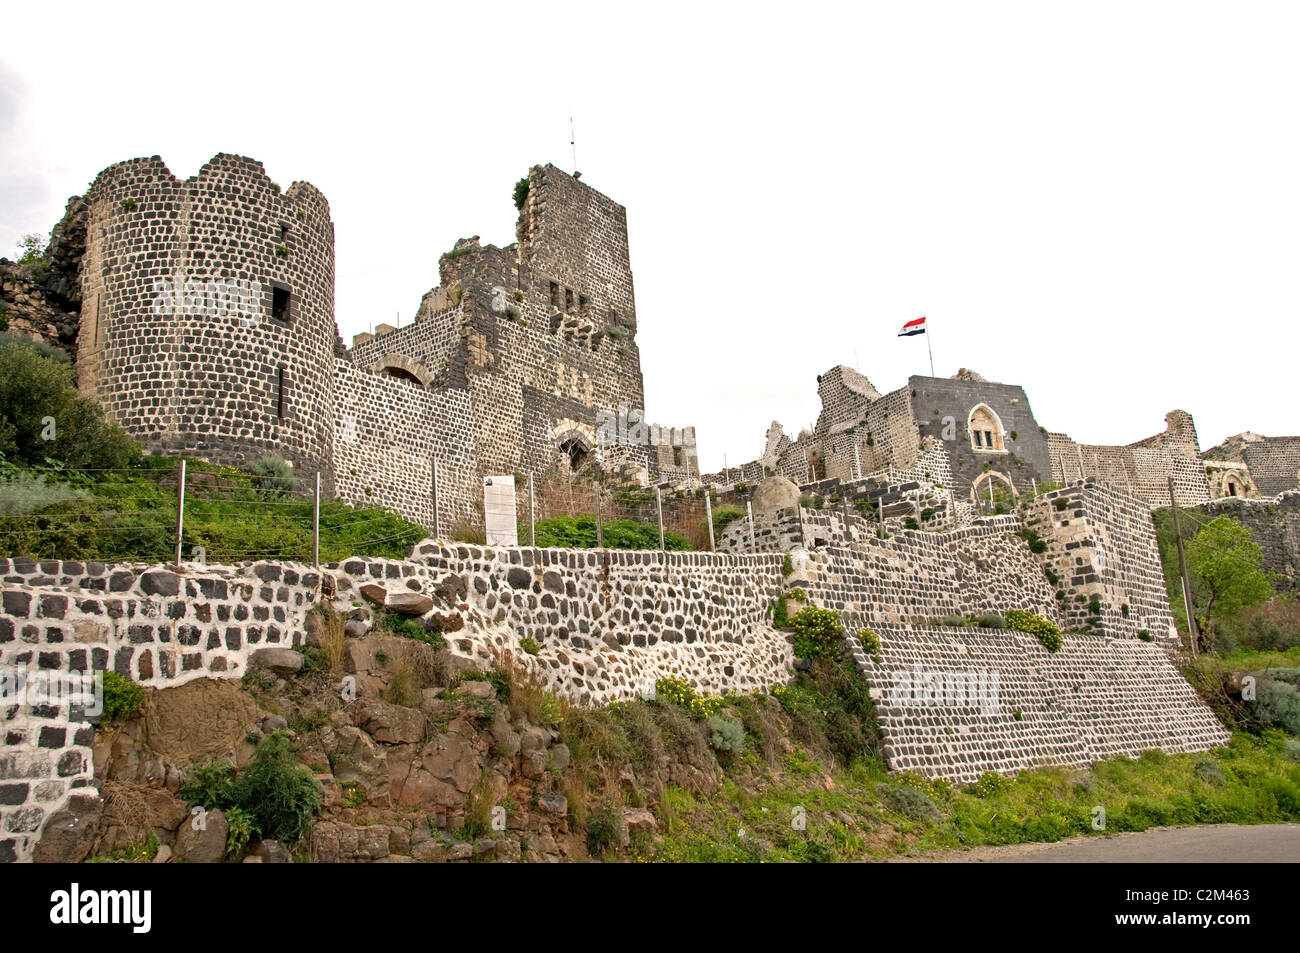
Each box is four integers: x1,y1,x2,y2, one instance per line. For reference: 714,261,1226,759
76,154,336,484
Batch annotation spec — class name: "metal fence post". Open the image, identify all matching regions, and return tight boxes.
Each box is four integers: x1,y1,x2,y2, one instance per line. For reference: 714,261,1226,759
313,471,321,567
656,487,665,552
746,500,756,553
529,471,536,547
174,459,186,567
595,483,603,548
431,455,440,539
705,492,716,552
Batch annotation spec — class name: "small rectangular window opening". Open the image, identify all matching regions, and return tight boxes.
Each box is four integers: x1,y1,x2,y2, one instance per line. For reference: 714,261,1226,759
974,431,984,448
985,431,994,448
579,294,589,314
272,286,291,323
565,288,575,313
277,365,288,418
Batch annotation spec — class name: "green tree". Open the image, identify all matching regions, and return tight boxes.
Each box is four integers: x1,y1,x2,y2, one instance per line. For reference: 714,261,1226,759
1185,515,1272,636
16,233,47,264
0,334,139,469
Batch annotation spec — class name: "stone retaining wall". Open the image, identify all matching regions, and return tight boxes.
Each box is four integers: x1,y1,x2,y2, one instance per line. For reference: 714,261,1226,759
0,545,792,861
851,624,1230,784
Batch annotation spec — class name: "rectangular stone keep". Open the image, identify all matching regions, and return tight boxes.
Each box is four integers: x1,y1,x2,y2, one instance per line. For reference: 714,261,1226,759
483,476,518,547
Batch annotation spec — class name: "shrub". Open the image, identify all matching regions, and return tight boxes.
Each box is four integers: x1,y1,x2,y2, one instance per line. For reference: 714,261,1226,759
790,606,844,660
904,517,919,530
1194,759,1227,787
655,675,723,719
1017,528,1047,554
1005,609,1063,652
228,732,323,843
248,455,296,496
782,553,794,577
1255,679,1300,736
179,760,236,807
0,335,140,469
0,472,91,516
386,655,421,707
976,612,1005,629
182,735,321,844
786,587,807,603
857,627,880,655
224,806,257,859
519,636,540,656
706,714,745,753
513,177,530,210
99,671,143,722
586,802,622,856
770,595,789,629
878,783,941,823
378,609,446,649
971,772,1010,798
313,603,346,677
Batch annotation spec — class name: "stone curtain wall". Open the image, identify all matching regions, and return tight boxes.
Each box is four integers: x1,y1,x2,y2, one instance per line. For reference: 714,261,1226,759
854,624,1230,784
1022,481,1177,641
77,155,338,484
332,359,479,528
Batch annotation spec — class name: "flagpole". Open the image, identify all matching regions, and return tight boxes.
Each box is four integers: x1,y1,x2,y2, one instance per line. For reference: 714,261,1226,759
926,320,934,378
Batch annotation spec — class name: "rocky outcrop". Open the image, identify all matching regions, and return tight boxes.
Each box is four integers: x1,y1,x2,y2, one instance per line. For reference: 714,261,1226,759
0,196,88,358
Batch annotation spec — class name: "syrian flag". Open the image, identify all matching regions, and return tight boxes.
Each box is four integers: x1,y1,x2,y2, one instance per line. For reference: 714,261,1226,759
898,316,927,337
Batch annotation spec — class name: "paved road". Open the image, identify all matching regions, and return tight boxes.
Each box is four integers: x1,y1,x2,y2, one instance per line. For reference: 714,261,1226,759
891,823,1300,862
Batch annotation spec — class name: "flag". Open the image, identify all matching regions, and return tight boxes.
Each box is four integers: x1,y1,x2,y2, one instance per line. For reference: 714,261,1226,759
898,316,926,337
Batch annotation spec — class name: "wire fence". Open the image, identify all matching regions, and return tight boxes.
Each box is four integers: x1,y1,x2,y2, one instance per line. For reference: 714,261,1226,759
509,472,718,551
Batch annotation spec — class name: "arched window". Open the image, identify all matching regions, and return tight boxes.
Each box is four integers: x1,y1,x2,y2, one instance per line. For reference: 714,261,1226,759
968,404,1005,452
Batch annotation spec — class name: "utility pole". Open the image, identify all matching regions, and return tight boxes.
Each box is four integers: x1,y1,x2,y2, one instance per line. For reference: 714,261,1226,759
1169,477,1199,657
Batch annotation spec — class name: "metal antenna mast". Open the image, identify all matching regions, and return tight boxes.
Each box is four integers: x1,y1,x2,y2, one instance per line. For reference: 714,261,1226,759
570,113,579,176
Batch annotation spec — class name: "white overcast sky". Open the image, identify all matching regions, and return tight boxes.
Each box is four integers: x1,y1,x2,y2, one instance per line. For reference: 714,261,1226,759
3,1,1297,472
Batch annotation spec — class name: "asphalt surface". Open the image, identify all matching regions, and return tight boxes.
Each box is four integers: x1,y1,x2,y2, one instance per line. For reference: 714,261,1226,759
890,823,1300,862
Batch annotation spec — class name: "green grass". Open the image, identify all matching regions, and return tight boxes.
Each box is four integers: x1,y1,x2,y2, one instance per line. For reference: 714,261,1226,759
0,458,427,562
652,730,1300,861
526,513,690,550
1218,646,1300,670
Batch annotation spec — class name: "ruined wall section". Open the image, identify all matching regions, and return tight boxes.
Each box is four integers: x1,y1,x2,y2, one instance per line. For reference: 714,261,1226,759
77,154,337,484
0,196,89,357
1048,412,1212,507
1239,438,1300,498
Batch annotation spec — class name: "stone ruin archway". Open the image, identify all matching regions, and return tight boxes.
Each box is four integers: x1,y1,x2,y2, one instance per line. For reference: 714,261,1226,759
555,429,595,474
371,353,434,388
970,470,1018,507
